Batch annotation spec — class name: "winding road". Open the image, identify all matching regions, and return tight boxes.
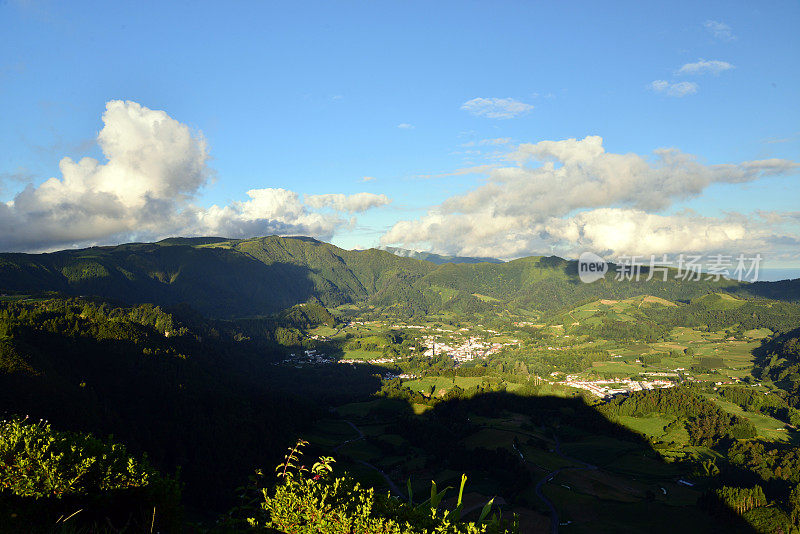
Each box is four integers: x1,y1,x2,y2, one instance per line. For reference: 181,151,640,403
527,434,597,534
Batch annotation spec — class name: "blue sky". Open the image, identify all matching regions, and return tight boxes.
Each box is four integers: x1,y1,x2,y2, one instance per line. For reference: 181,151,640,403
1,0,798,270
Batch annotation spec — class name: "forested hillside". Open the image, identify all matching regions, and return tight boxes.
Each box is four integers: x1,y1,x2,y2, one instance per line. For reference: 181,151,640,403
0,297,380,516
755,327,800,398
1,236,796,319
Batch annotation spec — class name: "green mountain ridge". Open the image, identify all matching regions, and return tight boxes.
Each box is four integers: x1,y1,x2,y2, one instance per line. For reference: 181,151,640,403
0,235,797,319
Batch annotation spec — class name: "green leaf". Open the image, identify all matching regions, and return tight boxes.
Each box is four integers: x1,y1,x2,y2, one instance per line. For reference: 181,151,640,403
478,497,495,524
457,474,467,508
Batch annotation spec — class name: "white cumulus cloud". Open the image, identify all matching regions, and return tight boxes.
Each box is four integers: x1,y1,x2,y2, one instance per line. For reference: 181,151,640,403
649,80,698,97
460,97,533,119
677,59,734,75
183,188,345,240
0,101,390,252
544,209,752,257
381,135,799,259
0,100,212,251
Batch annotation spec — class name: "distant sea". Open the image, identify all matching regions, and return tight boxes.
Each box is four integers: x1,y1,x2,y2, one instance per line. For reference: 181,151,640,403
757,269,800,282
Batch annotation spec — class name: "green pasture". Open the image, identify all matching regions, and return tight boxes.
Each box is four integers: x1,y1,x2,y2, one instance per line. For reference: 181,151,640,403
555,468,644,503
613,414,672,438
411,403,432,415
335,400,384,420
671,327,706,343
404,376,488,393
306,418,360,447
337,438,383,462
706,395,794,442
340,348,387,361
462,428,516,450
744,328,772,339
615,342,652,356
558,435,642,468
520,446,577,471
308,324,338,337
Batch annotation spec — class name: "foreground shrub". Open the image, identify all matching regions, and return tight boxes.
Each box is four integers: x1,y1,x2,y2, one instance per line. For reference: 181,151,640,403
234,440,516,534
0,417,181,532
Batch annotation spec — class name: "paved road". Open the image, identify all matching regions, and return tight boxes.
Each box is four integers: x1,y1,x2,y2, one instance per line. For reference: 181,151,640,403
526,434,597,534
534,471,560,534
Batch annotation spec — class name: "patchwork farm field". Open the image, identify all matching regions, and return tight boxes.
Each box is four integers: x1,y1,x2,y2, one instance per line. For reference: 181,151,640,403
340,348,386,361
586,325,763,383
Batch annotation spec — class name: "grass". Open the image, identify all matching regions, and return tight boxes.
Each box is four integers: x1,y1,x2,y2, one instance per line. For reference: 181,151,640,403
338,439,383,462
671,327,706,343
705,395,794,442
562,296,681,327
606,450,687,479
744,328,772,339
336,400,382,420
411,403,431,415
618,342,652,355
306,418,360,447
559,436,642,467
555,468,644,503
403,376,487,394
662,421,691,445
613,414,671,438
340,348,387,361
462,428,517,450
308,325,338,337
528,383,580,397
520,446,578,471
373,433,408,448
